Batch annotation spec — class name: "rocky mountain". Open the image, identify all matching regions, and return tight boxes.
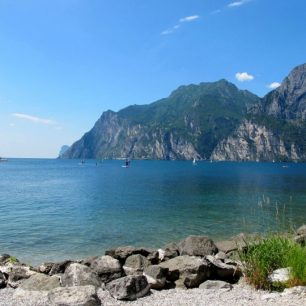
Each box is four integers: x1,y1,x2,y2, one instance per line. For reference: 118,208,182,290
62,63,306,161
58,145,70,157
61,80,259,160
212,63,306,161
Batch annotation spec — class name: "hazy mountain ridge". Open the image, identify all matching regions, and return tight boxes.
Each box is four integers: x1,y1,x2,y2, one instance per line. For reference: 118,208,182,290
62,63,306,161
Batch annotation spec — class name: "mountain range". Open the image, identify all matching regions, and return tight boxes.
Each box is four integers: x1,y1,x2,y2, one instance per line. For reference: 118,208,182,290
61,63,306,162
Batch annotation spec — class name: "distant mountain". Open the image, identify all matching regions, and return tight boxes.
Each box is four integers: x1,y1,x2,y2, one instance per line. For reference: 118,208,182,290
61,80,259,160
59,145,70,157
62,63,306,162
212,63,306,161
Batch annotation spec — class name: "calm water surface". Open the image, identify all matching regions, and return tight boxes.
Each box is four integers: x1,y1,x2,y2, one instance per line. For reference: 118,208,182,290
0,159,305,265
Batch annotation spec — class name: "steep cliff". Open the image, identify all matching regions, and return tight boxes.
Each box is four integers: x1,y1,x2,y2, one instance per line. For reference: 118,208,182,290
62,80,259,160
212,63,306,161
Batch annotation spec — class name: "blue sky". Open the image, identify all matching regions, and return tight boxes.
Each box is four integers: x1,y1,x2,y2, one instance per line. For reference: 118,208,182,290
0,0,305,157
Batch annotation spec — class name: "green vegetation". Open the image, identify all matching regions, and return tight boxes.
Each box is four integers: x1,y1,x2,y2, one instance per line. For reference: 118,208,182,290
239,235,306,290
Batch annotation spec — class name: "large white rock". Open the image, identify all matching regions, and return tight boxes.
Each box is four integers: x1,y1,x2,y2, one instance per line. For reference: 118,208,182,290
268,267,291,283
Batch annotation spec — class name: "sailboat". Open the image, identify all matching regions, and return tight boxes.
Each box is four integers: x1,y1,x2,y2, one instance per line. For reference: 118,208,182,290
0,157,8,162
192,158,197,166
122,158,130,168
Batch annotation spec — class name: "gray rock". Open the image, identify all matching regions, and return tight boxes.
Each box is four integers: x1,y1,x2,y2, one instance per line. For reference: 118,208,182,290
282,286,306,296
0,271,6,288
199,280,233,290
81,256,99,267
48,285,101,306
106,275,150,301
268,267,291,283
215,240,238,253
37,262,54,274
3,265,37,288
206,255,242,281
159,255,211,288
163,243,179,260
90,256,122,283
105,246,152,264
0,254,18,265
178,236,218,257
49,260,74,276
143,265,168,289
61,263,101,288
294,234,306,246
19,273,60,291
215,251,228,261
297,224,306,236
124,254,150,270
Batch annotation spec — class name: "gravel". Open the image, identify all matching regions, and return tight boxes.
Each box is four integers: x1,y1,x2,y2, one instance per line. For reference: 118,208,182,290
0,283,305,306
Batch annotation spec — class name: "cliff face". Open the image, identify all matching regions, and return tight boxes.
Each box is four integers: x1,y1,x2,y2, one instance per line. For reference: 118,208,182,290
62,80,259,160
62,63,306,161
212,63,306,161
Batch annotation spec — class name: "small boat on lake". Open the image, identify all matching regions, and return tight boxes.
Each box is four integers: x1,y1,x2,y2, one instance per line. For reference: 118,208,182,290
122,158,130,168
0,157,8,162
192,158,197,166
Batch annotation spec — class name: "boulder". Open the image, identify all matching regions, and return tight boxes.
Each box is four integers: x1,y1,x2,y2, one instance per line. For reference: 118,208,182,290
282,286,306,296
215,240,238,254
0,271,6,288
48,285,101,306
296,224,306,236
0,254,19,265
81,256,99,267
19,273,60,291
162,243,179,260
206,255,242,281
268,267,291,283
1,264,37,288
37,262,54,274
178,236,217,257
143,265,168,289
159,255,211,288
105,246,153,264
61,263,101,287
90,256,122,283
294,234,306,246
49,260,74,276
124,254,150,273
199,280,233,290
215,251,227,261
106,275,150,300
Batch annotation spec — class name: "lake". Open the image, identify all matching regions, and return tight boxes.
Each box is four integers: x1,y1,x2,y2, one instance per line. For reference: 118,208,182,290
0,159,305,265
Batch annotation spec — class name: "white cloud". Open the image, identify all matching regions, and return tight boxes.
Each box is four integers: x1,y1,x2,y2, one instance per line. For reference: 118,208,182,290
12,113,57,125
228,0,250,8
161,29,174,35
179,15,200,22
235,72,254,82
173,24,180,29
267,82,281,89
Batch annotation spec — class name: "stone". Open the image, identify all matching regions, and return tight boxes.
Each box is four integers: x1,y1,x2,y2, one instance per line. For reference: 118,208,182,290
48,285,101,306
178,236,218,257
215,251,228,261
146,250,159,265
61,263,101,287
124,254,150,270
163,243,179,260
294,234,306,246
215,240,238,253
0,254,18,265
49,260,74,276
0,271,6,288
106,275,150,301
2,264,37,288
297,224,306,236
159,255,211,288
206,255,242,281
105,246,153,264
268,267,291,283
261,293,281,301
90,255,122,283
37,262,54,274
282,286,306,296
81,256,99,267
199,280,233,290
143,265,168,289
19,273,60,291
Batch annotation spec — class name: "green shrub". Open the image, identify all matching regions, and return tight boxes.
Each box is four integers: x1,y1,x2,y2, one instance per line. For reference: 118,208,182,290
239,235,306,290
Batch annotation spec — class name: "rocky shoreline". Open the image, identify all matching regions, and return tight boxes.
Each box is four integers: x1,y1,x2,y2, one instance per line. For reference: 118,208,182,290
0,228,305,306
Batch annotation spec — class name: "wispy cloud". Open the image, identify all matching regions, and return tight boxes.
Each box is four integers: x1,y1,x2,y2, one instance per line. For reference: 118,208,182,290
161,15,199,35
12,113,57,125
235,72,254,82
267,82,281,89
179,15,200,23
228,0,251,8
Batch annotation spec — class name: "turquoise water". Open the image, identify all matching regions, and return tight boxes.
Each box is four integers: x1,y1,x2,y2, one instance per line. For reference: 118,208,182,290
0,159,305,265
